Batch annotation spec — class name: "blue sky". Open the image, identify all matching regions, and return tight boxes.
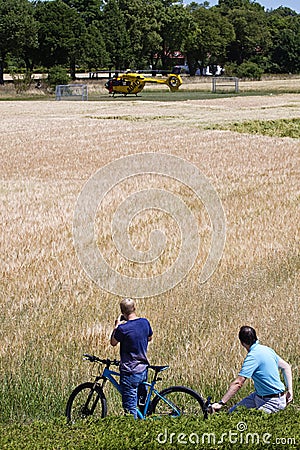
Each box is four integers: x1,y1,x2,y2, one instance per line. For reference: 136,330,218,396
185,0,300,13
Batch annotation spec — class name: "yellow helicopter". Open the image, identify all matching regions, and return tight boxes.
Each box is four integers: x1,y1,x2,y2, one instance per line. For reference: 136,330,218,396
105,70,182,96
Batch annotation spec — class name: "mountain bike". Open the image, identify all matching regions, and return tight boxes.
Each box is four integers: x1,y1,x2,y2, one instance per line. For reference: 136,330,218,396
66,354,209,422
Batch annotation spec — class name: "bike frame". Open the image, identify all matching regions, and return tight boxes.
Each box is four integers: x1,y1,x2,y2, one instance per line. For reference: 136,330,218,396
100,366,181,419
101,367,121,393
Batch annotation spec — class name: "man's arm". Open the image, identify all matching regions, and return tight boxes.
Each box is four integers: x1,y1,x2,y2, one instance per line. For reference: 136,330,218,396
278,357,293,404
110,317,122,347
212,375,246,411
110,330,119,346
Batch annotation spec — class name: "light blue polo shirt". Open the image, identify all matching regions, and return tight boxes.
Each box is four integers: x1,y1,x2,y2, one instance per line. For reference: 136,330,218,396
239,341,285,396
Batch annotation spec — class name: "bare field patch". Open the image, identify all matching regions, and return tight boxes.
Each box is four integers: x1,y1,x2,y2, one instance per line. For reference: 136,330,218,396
0,95,299,420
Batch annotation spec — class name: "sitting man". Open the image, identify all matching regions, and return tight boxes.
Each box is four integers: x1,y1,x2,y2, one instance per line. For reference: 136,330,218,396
110,298,153,418
212,325,293,414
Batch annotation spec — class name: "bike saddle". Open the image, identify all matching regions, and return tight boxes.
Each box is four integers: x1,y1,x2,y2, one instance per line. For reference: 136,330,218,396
148,365,169,372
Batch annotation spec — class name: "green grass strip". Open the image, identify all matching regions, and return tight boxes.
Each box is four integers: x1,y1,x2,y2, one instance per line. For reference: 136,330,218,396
208,118,300,138
1,407,299,450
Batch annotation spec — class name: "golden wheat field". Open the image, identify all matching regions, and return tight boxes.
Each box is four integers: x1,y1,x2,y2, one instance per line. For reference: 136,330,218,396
0,87,299,418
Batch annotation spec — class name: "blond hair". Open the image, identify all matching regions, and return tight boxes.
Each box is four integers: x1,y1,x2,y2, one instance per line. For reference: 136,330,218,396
120,298,136,316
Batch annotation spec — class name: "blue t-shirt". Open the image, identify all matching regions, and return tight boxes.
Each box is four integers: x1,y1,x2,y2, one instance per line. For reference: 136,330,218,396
114,318,153,374
239,342,285,396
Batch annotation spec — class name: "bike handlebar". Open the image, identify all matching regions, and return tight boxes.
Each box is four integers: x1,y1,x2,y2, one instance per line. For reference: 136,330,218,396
83,354,120,367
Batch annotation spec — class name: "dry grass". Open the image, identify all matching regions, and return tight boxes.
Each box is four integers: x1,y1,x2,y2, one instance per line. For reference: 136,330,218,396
0,93,299,419
83,74,300,94
0,74,299,99
177,75,300,93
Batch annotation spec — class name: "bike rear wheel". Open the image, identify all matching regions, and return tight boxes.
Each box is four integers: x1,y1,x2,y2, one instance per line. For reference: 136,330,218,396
151,386,205,417
66,382,107,423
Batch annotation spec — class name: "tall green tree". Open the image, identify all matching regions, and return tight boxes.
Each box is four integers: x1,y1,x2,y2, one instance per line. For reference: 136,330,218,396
34,0,86,79
101,0,132,70
117,0,164,68
137,0,163,69
83,23,109,72
184,4,235,75
217,0,272,65
0,0,38,84
267,8,300,73
61,0,109,72
157,2,192,70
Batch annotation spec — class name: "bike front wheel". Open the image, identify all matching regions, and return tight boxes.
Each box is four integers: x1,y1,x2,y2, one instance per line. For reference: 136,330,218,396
66,382,107,423
151,386,205,417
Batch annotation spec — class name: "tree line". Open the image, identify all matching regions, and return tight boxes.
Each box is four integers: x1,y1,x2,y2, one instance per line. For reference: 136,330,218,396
0,0,299,84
